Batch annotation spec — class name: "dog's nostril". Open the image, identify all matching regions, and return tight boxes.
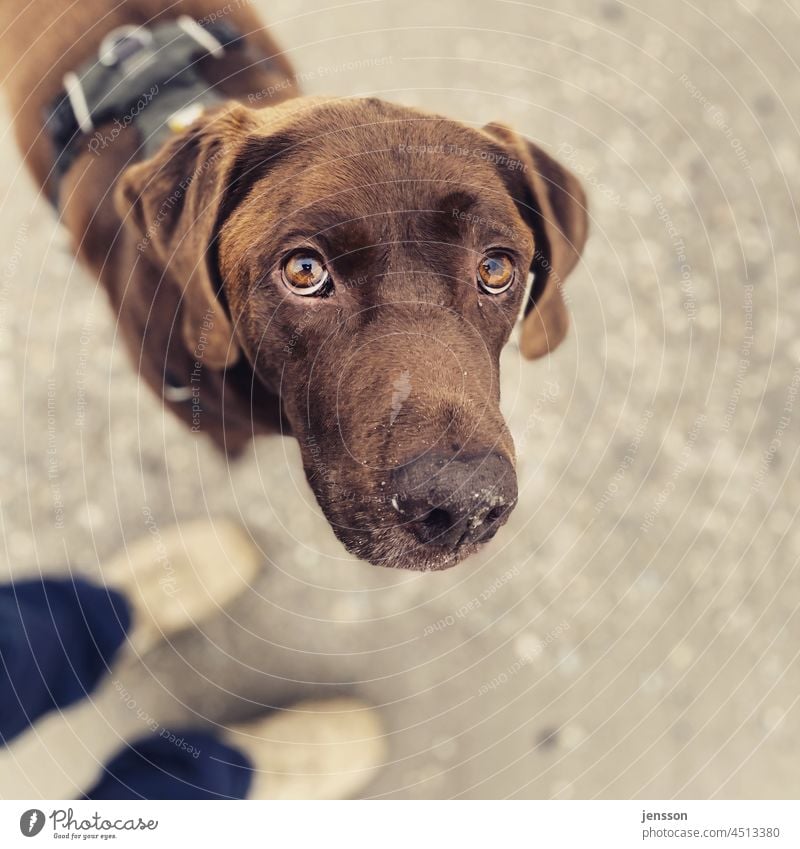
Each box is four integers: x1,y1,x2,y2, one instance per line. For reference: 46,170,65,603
486,506,506,523
424,508,451,531
475,505,511,542
414,507,453,542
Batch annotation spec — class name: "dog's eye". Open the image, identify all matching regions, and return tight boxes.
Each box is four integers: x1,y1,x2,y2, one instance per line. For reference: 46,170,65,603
281,251,330,295
477,252,515,294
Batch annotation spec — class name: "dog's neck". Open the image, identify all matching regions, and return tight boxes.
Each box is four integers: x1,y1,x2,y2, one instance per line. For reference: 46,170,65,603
48,17,247,207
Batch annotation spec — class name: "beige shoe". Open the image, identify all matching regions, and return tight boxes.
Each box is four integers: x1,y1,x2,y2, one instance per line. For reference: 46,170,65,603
102,517,262,657
223,698,387,799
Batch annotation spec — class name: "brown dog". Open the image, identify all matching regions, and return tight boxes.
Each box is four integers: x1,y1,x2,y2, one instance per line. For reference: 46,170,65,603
1,0,587,571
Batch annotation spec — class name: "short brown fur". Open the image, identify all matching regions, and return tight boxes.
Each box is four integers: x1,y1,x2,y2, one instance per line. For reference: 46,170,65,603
0,0,588,570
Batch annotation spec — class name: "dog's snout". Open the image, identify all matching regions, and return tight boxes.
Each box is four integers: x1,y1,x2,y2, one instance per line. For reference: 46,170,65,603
391,452,517,549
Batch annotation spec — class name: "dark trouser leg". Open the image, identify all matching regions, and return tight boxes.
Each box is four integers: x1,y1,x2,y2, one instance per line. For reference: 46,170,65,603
0,577,131,744
85,733,253,800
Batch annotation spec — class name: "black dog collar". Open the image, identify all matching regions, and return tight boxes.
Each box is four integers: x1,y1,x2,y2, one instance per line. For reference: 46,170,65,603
47,16,246,207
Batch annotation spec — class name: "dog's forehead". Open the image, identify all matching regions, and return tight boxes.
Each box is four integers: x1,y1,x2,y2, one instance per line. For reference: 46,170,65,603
245,100,532,269
286,100,513,206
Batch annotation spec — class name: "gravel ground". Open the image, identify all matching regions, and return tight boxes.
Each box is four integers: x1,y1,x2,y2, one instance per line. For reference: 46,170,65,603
0,0,798,799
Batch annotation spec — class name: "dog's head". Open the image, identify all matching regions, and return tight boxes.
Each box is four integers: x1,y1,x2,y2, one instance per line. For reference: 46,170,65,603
118,97,587,570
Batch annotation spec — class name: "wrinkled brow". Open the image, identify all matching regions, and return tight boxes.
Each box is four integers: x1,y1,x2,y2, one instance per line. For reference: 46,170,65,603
274,213,375,254
421,190,524,247
439,189,480,216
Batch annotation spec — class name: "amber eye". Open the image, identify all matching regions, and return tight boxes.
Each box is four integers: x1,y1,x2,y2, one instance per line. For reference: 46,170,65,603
477,252,515,294
281,251,330,295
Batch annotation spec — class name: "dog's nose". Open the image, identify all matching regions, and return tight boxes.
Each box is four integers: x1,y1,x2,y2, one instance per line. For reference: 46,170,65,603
391,452,517,549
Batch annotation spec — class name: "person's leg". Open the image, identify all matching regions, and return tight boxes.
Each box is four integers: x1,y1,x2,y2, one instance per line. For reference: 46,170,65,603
85,733,253,800
0,518,263,760
85,699,386,800
0,578,131,744
0,519,263,799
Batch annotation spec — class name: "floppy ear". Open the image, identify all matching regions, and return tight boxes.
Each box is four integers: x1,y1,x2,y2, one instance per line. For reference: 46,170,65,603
482,123,588,359
115,104,265,370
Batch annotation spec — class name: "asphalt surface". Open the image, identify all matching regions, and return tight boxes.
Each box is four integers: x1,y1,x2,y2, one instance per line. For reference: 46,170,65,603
0,0,798,798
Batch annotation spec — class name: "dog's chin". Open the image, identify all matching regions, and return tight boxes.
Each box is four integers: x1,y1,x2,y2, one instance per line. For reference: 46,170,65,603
334,525,486,572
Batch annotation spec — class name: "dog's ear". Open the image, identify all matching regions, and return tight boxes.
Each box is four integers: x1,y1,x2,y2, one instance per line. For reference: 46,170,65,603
115,104,268,369
482,123,588,360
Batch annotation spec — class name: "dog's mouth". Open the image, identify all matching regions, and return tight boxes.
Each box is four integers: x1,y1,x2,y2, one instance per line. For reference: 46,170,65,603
330,507,515,572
